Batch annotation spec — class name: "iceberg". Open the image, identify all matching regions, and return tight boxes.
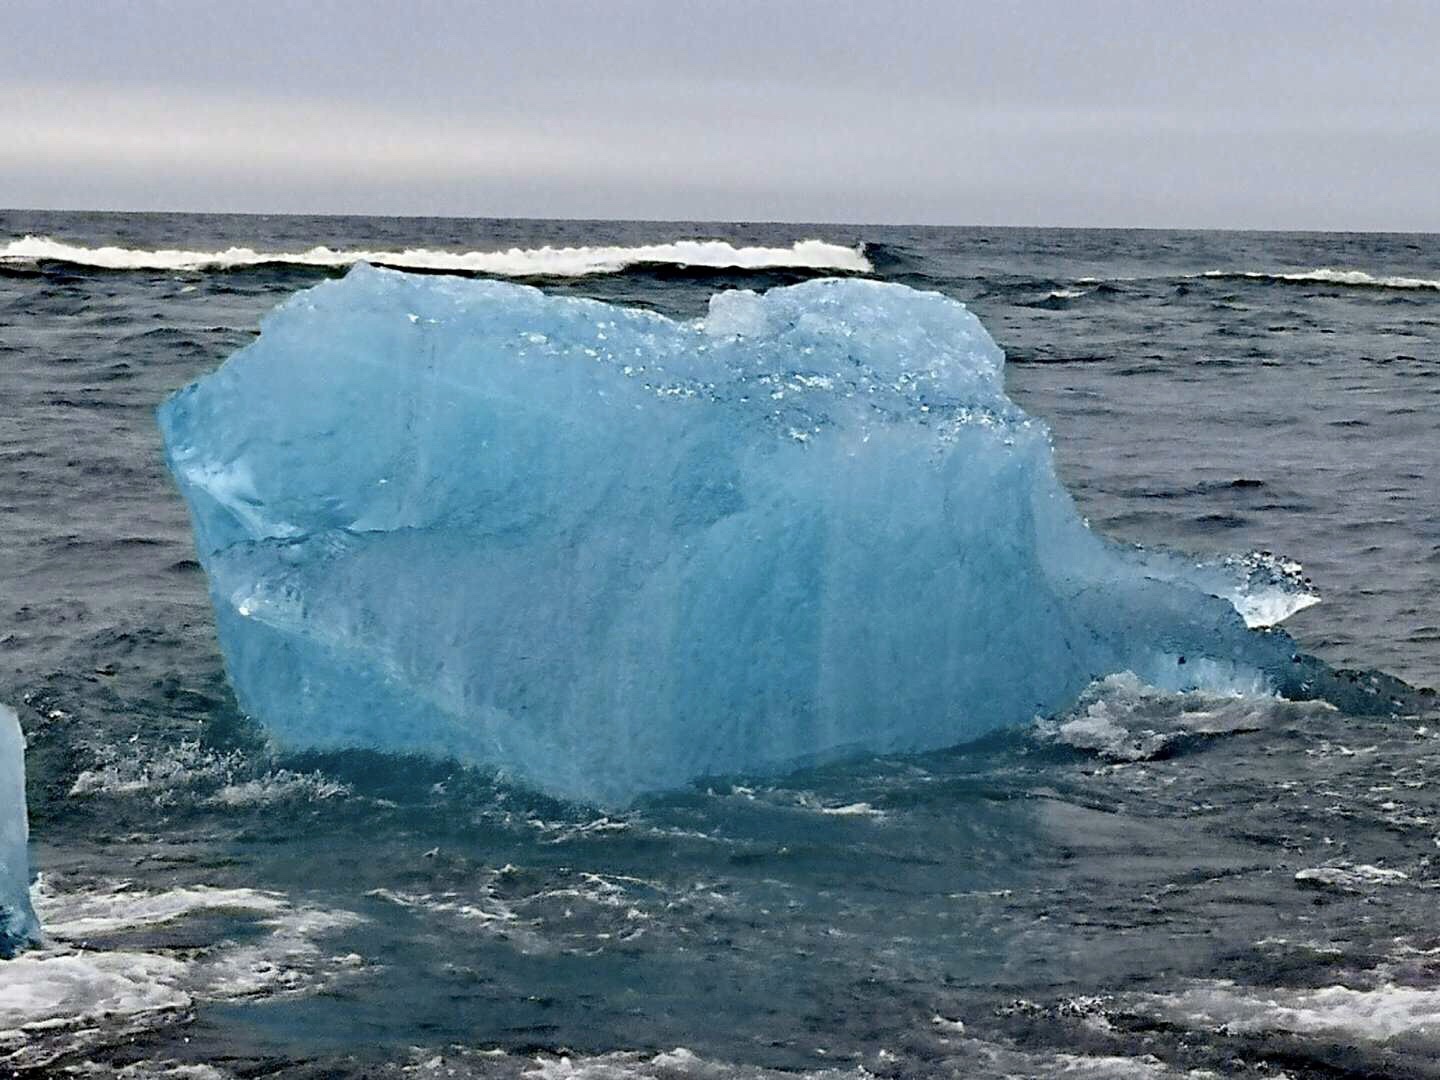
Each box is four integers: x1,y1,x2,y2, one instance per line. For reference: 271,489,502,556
160,266,1323,806
1,704,39,955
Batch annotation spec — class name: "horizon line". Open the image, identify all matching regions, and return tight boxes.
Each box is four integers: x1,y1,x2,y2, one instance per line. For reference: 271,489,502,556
2,206,1437,238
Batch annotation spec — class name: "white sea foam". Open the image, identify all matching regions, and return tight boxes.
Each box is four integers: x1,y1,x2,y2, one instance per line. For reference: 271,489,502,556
814,801,884,817
1145,978,1440,1041
368,886,522,928
2,878,365,1068
1200,268,1440,292
36,882,288,939
522,1046,868,1078
201,904,364,999
0,950,191,1043
67,737,350,807
0,235,872,277
1294,864,1410,893
210,773,352,806
791,793,886,818
395,1045,873,1079
401,1041,1211,1079
68,1063,232,1080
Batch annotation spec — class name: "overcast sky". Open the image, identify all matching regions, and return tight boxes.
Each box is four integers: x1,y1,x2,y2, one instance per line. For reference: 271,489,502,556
4,0,1438,229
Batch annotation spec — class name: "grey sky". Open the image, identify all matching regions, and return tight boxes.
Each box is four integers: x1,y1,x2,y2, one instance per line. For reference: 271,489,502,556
4,0,1438,229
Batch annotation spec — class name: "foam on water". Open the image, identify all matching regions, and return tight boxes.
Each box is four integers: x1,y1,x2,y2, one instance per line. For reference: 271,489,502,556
37,884,289,939
0,236,872,277
67,737,351,807
0,951,191,1049
1145,978,1440,1041
0,878,366,1069
68,1063,231,1080
1201,267,1440,291
1072,266,1440,294
390,1040,1221,1079
1293,863,1410,892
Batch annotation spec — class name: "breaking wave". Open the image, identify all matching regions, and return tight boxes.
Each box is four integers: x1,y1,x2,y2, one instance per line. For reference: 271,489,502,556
1200,267,1440,292
0,235,872,277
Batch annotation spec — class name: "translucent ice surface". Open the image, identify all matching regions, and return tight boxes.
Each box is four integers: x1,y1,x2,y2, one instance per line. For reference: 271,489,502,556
1,704,39,955
160,266,1323,805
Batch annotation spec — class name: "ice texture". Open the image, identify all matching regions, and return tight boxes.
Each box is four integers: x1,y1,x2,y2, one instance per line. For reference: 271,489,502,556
1,704,40,955
160,266,1319,805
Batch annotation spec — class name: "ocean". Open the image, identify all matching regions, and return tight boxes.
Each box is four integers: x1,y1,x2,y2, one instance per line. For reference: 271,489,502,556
1,210,1437,1078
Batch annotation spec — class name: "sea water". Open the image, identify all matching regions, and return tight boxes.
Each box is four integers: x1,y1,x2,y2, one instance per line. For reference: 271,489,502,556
1,211,1437,1078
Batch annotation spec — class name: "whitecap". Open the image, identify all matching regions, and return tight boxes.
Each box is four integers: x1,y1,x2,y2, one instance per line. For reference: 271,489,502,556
36,882,288,939
1144,978,1440,1041
1294,864,1410,893
1200,267,1440,292
0,236,872,277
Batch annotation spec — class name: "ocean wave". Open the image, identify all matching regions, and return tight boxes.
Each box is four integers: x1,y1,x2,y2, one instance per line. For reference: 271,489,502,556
1070,268,1440,293
0,235,872,277
1201,268,1440,292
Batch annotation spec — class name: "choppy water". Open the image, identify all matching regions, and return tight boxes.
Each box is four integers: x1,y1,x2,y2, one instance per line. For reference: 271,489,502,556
1,211,1437,1078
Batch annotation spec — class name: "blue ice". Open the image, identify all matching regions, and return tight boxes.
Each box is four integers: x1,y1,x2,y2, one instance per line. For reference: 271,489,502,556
1,704,39,955
160,266,1313,805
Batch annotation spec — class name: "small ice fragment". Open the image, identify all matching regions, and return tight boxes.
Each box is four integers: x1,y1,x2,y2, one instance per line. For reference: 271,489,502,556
0,703,40,955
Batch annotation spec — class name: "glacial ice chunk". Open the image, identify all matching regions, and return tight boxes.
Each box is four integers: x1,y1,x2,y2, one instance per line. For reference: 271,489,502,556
160,266,1320,806
1,704,40,955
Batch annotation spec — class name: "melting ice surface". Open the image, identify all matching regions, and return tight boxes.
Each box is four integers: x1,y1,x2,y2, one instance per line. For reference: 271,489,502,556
0,704,39,954
160,266,1326,806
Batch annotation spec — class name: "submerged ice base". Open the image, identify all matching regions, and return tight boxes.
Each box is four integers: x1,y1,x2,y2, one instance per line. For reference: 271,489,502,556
161,267,1319,805
1,704,39,954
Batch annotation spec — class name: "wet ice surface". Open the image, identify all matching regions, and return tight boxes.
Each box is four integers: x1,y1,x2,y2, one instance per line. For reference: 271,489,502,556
2,213,1439,1077
0,704,40,953
157,269,1338,804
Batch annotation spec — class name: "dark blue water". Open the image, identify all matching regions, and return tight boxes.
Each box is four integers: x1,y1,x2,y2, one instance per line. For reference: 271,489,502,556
1,212,1437,1078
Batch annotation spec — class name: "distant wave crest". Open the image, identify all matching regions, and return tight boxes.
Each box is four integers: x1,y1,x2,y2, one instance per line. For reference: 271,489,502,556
1201,267,1440,292
0,235,873,277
